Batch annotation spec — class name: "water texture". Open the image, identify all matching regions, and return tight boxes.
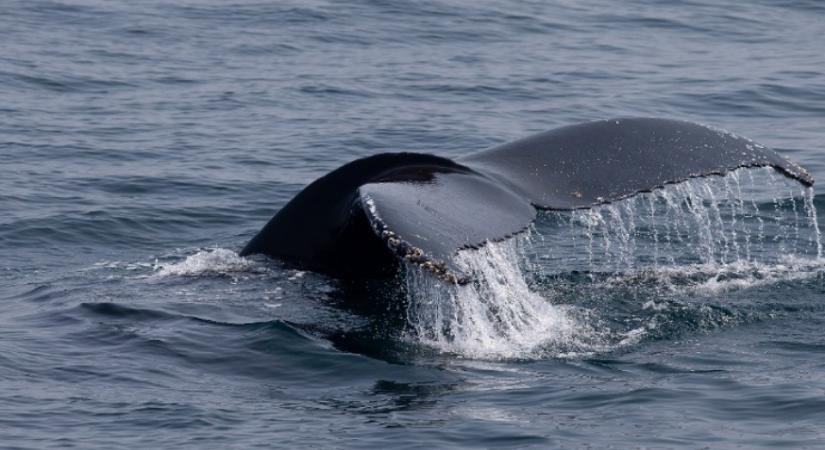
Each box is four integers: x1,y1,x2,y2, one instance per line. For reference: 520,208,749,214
2,0,825,448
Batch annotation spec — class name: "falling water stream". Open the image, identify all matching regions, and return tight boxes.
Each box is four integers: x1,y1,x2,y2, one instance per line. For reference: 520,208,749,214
403,168,824,359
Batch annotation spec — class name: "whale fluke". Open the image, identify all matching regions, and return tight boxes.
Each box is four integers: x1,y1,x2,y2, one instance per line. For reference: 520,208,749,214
241,118,813,282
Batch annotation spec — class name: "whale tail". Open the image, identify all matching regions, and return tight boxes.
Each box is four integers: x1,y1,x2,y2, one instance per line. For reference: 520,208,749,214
241,118,813,282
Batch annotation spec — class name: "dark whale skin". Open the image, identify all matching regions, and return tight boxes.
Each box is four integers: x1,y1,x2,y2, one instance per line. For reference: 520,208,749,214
241,118,813,282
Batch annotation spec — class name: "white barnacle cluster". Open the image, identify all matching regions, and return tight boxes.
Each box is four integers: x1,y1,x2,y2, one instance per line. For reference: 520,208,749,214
415,259,461,284
406,249,461,284
362,195,463,283
383,229,402,249
383,229,461,284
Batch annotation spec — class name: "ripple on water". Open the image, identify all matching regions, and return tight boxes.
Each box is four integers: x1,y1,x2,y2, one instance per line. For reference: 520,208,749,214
3,0,825,447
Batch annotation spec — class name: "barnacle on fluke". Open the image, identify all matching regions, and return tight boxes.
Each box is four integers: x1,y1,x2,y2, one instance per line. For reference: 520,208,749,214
240,118,813,282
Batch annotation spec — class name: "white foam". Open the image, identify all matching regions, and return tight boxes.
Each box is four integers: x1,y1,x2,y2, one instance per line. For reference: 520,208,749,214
404,238,610,360
612,256,825,295
152,248,255,277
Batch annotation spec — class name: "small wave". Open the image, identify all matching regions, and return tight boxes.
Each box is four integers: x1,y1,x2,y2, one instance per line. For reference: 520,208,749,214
152,248,255,277
79,302,179,321
603,256,825,295
0,69,135,93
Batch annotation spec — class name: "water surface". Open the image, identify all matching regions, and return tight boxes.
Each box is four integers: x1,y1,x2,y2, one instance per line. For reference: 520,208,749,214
3,0,825,448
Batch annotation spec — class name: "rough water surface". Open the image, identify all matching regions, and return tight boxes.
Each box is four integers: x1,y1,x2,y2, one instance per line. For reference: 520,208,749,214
3,0,825,448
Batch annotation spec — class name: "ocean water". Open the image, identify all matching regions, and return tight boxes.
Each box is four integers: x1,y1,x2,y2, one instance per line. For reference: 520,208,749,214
2,0,825,448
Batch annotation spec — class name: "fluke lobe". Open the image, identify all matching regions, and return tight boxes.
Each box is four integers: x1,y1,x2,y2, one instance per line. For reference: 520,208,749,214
241,118,813,282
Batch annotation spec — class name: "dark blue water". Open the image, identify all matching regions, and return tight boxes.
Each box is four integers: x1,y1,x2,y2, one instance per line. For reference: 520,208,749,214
3,1,825,448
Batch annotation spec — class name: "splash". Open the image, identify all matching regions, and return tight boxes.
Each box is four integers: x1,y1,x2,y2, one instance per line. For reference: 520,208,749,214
403,237,614,360
601,256,825,296
153,248,256,277
539,167,822,273
403,168,824,360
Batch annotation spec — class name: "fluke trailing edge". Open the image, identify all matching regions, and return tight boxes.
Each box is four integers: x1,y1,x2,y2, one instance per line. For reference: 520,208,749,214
240,118,813,282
